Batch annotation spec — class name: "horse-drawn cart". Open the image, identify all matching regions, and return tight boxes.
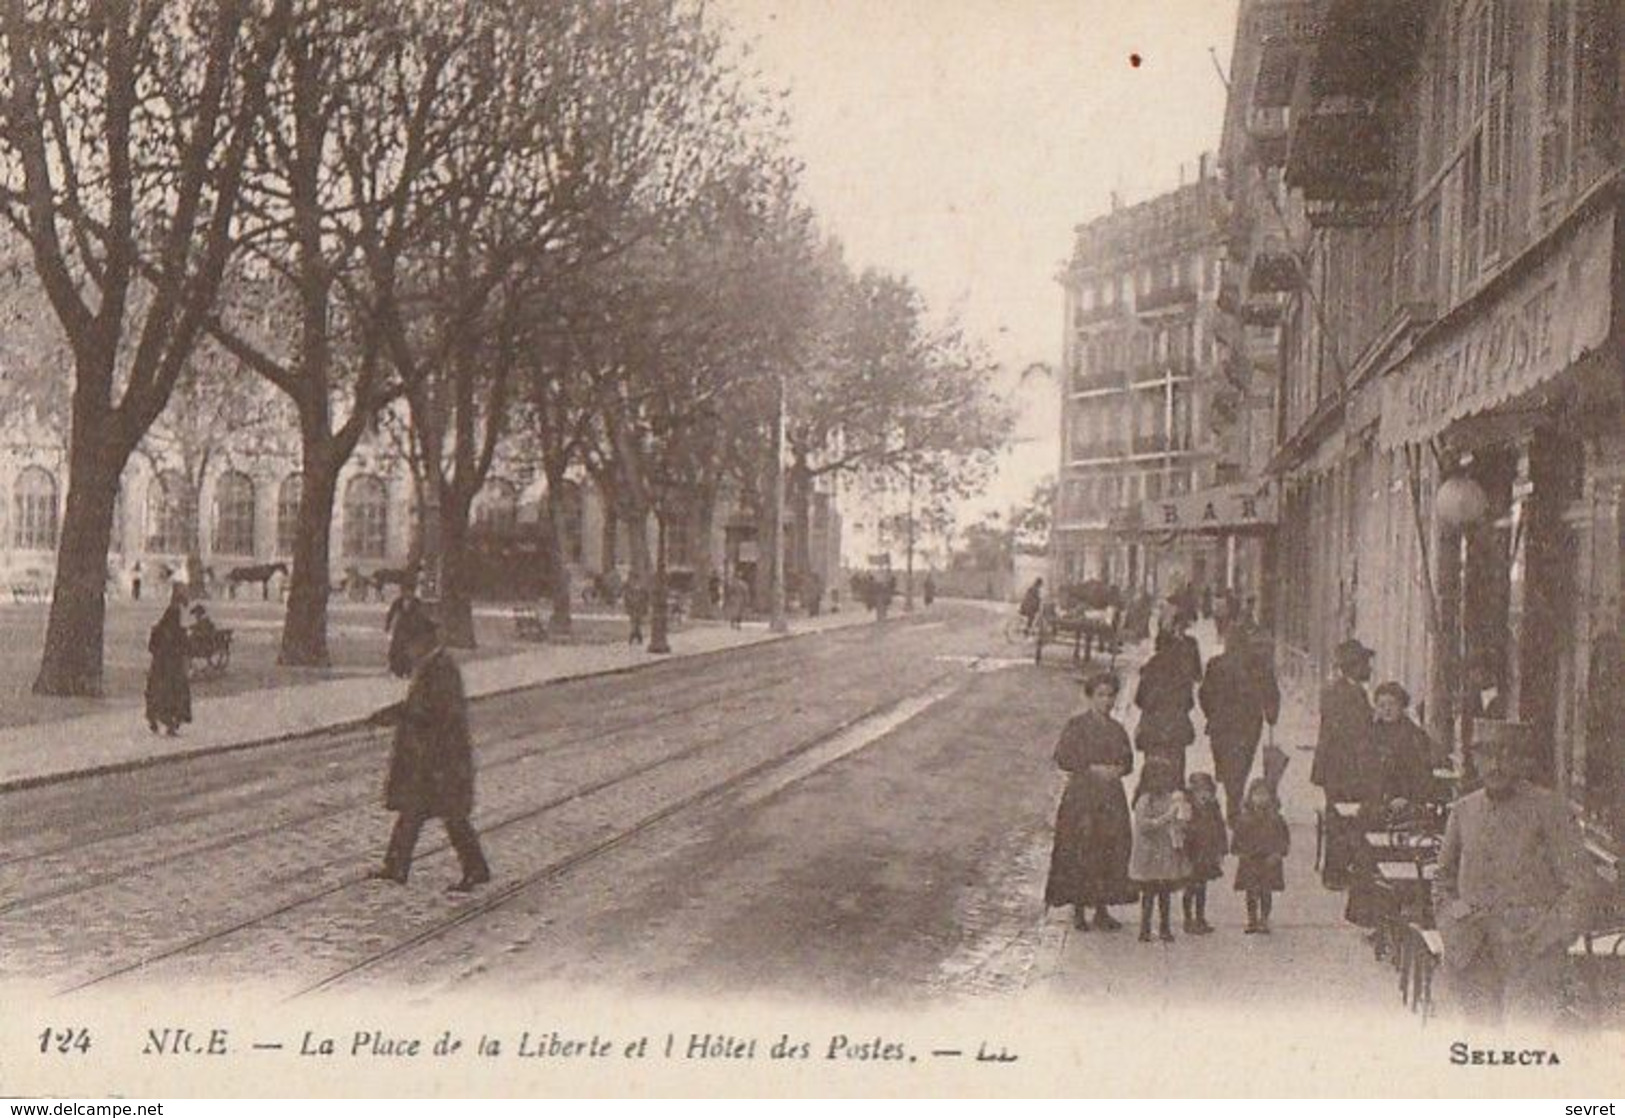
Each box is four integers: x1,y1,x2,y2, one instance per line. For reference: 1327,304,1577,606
1034,604,1120,666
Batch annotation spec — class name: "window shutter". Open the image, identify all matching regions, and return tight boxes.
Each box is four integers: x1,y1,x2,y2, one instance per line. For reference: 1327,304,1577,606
1576,0,1621,170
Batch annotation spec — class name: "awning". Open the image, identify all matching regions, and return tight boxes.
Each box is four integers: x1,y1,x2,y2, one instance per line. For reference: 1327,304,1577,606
1379,207,1616,449
1136,479,1278,536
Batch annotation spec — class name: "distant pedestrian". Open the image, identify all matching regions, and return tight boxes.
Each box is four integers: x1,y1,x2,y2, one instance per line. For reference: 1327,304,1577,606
726,572,749,629
131,560,143,602
384,583,426,679
625,577,649,645
1044,671,1136,932
922,574,936,608
1134,629,1200,786
1181,772,1226,934
1311,637,1374,888
877,572,896,621
707,572,723,610
1199,624,1281,824
188,603,218,648
144,584,192,736
1129,756,1191,943
1232,778,1290,934
1434,722,1601,1025
804,570,824,617
1019,578,1044,635
369,619,491,892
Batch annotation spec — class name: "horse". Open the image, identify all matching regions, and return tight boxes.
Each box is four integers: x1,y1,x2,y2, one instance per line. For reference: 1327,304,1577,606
225,562,289,600
369,565,419,601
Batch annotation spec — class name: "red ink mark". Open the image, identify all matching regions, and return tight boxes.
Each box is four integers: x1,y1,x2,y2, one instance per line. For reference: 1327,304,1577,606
1129,53,1142,68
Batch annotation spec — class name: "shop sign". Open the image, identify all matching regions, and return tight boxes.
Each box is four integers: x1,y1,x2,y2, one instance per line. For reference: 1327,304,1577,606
1139,479,1278,533
1379,210,1614,449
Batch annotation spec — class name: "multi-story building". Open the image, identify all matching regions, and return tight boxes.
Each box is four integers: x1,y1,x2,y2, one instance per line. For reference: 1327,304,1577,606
0,411,839,608
1226,0,1625,858
1055,158,1260,598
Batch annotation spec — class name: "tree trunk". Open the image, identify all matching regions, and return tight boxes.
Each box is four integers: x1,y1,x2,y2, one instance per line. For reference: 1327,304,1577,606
625,501,652,587
649,511,671,654
279,449,340,667
32,445,123,696
188,479,208,598
435,490,477,650
542,469,574,636
687,490,717,620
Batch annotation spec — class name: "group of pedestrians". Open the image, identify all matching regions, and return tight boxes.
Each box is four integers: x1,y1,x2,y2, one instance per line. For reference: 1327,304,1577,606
1044,597,1292,940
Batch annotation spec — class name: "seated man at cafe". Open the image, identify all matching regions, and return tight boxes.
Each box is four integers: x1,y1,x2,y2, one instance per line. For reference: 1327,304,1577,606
1366,681,1443,827
1435,721,1603,1025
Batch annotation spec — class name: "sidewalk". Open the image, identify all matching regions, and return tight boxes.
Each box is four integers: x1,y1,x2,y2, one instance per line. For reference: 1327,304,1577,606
0,609,871,792
1036,620,1400,1017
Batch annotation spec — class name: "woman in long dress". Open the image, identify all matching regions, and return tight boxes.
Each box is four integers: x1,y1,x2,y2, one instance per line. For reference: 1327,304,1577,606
1045,671,1137,931
144,585,193,735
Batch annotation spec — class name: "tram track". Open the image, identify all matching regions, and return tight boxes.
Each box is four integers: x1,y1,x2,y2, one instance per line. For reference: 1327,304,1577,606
0,669,802,917
0,621,883,878
60,661,966,996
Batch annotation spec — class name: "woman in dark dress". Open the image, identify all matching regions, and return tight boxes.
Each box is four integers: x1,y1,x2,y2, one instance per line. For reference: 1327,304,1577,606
1368,681,1438,814
145,586,193,735
1134,628,1201,786
1045,671,1137,931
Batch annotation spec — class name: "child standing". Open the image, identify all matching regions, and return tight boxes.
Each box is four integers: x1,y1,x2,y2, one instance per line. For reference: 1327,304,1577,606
1182,772,1227,934
1232,778,1290,934
1129,756,1191,943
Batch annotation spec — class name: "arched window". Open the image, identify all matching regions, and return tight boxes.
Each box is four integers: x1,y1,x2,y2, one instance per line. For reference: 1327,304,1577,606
14,466,58,550
276,474,301,556
213,471,256,556
343,474,388,560
473,478,518,535
146,470,194,555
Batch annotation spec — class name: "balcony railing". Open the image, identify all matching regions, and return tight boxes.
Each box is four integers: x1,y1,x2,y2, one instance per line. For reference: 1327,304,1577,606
1069,441,1128,462
1131,360,1194,385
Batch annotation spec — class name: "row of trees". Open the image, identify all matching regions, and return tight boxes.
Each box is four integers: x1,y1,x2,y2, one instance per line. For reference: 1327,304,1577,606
0,0,1012,697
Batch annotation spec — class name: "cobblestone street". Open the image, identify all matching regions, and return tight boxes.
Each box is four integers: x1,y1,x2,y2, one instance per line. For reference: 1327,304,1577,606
0,605,1406,1022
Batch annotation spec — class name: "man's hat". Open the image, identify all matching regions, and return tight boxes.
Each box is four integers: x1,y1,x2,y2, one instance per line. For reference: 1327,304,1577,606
1334,638,1375,665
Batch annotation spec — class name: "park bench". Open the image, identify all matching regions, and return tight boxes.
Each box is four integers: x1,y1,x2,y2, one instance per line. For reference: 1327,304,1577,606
512,605,549,641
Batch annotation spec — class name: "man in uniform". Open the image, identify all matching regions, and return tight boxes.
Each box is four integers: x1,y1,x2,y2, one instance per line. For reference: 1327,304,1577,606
1435,722,1601,1024
370,618,491,892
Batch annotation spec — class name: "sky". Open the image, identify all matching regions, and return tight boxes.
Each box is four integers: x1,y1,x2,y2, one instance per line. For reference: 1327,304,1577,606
712,0,1240,554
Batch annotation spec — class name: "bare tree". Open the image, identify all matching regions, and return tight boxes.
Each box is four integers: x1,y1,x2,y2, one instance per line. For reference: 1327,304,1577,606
376,0,782,647
0,0,290,695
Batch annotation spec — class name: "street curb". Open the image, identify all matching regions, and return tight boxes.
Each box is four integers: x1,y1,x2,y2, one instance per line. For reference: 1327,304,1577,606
0,617,873,796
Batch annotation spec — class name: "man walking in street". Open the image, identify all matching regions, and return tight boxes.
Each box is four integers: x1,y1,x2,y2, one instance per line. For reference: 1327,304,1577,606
1435,722,1601,1025
1199,622,1281,824
624,576,649,646
369,619,491,893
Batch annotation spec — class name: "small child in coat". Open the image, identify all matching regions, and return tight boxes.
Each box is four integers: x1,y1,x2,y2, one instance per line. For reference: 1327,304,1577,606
1129,756,1191,943
1232,777,1290,933
1181,772,1227,934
